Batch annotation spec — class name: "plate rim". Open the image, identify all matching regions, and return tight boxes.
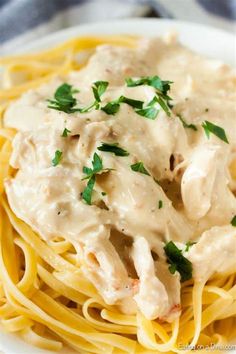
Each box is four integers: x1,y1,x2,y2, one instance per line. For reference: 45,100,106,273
1,18,235,57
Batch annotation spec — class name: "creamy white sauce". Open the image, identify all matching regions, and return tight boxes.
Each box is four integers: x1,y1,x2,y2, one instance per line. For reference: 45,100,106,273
4,36,236,321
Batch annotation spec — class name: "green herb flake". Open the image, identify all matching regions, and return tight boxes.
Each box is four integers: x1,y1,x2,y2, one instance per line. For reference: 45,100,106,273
52,150,63,167
130,162,150,176
135,94,171,119
70,81,109,114
82,153,103,181
231,215,236,227
101,192,107,196
136,106,159,120
158,200,163,209
82,166,93,179
164,241,193,282
92,81,109,102
61,128,71,137
98,142,129,156
125,76,173,116
102,95,143,115
82,175,96,205
92,152,103,173
118,96,144,109
101,101,120,115
185,241,196,252
126,76,173,95
48,83,80,113
82,153,112,204
135,96,158,120
154,95,171,117
177,114,197,131
202,120,229,144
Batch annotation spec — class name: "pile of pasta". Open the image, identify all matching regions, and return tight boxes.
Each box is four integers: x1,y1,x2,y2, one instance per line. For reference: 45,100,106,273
0,36,236,354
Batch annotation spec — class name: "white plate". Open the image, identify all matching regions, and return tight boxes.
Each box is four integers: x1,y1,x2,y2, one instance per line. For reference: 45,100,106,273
2,18,236,66
0,18,235,354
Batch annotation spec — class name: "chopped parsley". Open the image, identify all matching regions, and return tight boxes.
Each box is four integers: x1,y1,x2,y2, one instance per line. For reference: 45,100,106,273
118,96,144,109
48,83,79,113
52,150,63,167
202,120,229,144
82,175,96,205
135,97,159,120
92,81,109,103
155,95,172,117
101,101,120,115
82,153,111,204
231,215,236,227
158,200,163,209
177,114,197,131
130,162,150,176
102,95,143,116
164,241,193,282
49,77,173,119
185,241,196,252
97,142,129,156
61,128,71,137
126,75,173,116
82,152,103,180
101,192,107,196
126,76,172,95
48,81,109,115
136,106,159,120
79,81,109,113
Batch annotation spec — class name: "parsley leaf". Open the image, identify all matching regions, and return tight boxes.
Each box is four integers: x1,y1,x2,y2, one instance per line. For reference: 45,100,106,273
77,81,109,114
126,76,173,116
52,150,63,167
185,241,196,252
82,152,103,180
154,95,172,117
135,96,159,120
158,200,163,209
202,120,229,144
177,114,197,131
92,81,109,102
164,241,193,282
118,96,144,109
101,101,120,115
82,153,112,204
136,106,159,120
98,142,129,156
135,94,171,119
92,152,103,173
61,128,71,137
48,83,80,113
131,162,150,176
126,76,172,95
82,175,96,205
82,166,93,177
55,83,79,98
231,215,236,227
48,78,174,118
101,95,143,116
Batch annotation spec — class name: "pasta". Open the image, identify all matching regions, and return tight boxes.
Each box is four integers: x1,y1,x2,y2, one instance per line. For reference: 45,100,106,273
0,34,236,354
